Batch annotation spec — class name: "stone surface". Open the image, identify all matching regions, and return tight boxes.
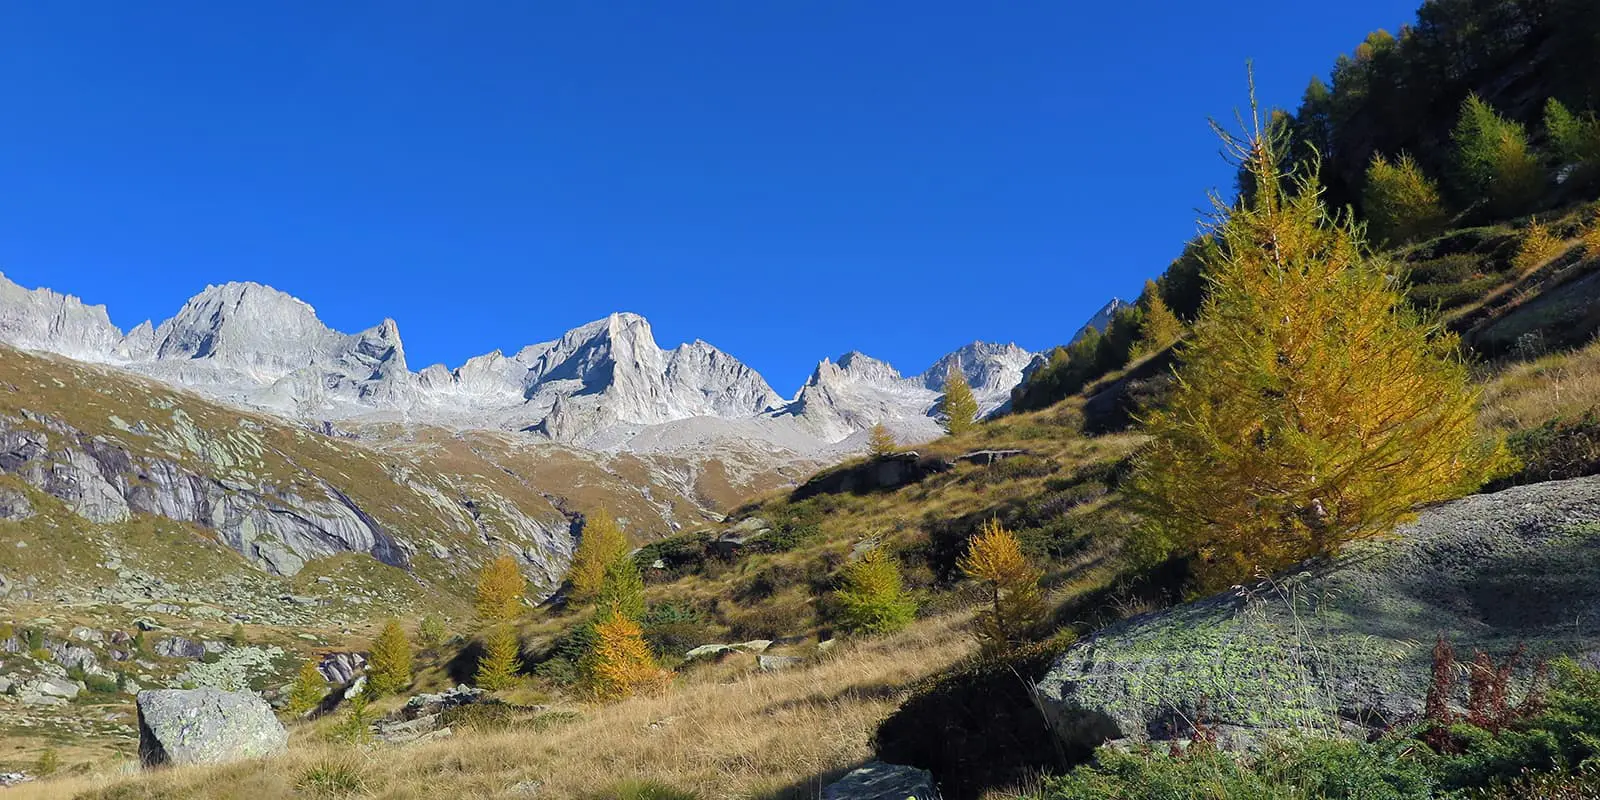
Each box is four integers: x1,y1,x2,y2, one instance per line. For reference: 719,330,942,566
821,761,940,800
757,655,803,672
1036,475,1600,751
33,676,80,699
136,688,288,767
792,453,954,500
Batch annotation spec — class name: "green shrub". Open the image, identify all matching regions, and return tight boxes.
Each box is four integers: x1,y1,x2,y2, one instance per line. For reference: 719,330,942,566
35,748,59,777
296,761,367,797
640,602,713,656
588,781,700,800
1493,413,1600,489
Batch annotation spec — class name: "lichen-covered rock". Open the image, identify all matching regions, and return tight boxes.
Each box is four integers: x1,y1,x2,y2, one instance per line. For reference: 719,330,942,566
1036,475,1600,751
137,688,287,767
821,761,940,799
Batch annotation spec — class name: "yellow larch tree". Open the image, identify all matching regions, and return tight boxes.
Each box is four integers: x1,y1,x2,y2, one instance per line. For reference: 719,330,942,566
566,507,628,603
475,553,526,626
958,519,1047,654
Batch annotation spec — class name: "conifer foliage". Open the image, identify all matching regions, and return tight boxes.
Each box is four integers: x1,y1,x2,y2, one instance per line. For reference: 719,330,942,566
1131,280,1185,360
1453,95,1544,217
287,659,327,714
366,619,414,697
586,610,669,701
567,508,629,603
834,548,917,635
958,519,1047,654
1131,92,1508,592
475,554,527,626
595,552,646,623
1545,98,1600,173
475,624,522,691
867,422,898,456
941,369,979,435
1363,152,1448,246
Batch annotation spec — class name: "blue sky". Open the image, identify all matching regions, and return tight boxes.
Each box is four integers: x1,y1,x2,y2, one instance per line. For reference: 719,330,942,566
0,1,1416,394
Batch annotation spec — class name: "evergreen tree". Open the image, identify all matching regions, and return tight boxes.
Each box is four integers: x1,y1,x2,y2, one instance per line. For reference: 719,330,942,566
475,553,526,626
867,422,897,456
475,624,522,691
567,508,628,603
958,519,1047,654
586,610,668,701
941,368,979,435
1545,98,1600,171
286,659,327,714
1363,152,1448,246
1131,98,1509,593
595,552,646,623
366,619,413,697
1131,280,1185,360
1453,94,1545,216
834,548,917,635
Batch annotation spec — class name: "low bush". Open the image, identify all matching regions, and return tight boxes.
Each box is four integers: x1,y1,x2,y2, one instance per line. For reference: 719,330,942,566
1492,413,1600,489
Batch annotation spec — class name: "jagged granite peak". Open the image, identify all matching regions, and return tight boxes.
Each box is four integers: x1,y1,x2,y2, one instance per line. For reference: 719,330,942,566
1070,297,1130,344
918,341,1035,399
0,272,127,362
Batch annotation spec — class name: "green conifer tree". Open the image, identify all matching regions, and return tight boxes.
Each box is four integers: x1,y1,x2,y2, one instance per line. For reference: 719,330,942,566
595,553,646,623
941,368,979,435
834,548,917,635
1545,98,1600,171
287,659,328,714
1132,92,1509,592
365,619,413,697
475,624,522,691
1454,94,1545,216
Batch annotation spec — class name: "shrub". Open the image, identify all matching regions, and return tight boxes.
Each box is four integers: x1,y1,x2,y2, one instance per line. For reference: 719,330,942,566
1131,104,1510,592
365,619,413,697
287,659,327,714
589,781,701,800
640,602,712,657
959,520,1046,654
296,761,367,797
1365,152,1449,246
327,694,371,744
1515,218,1565,273
415,615,446,648
227,622,247,647
35,748,59,777
568,508,628,603
476,554,527,625
1494,413,1600,489
833,548,917,635
1584,207,1600,254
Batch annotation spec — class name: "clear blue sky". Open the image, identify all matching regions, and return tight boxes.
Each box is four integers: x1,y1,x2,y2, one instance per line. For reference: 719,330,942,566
0,1,1417,394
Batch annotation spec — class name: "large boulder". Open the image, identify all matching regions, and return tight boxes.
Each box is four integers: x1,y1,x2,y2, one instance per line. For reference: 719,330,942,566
1036,475,1600,752
137,688,288,767
822,761,940,799
792,453,953,501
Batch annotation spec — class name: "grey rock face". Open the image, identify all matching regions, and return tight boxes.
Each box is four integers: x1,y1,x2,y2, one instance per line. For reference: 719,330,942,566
154,637,207,660
1036,475,1600,752
33,676,81,700
821,761,940,800
137,688,288,767
0,487,32,521
317,652,367,685
1070,297,1129,344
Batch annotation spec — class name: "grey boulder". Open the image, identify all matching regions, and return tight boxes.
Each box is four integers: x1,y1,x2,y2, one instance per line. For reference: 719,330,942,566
822,761,940,799
137,688,288,767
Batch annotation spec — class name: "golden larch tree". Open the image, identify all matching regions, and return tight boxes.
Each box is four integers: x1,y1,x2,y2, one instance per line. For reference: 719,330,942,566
475,553,526,626
1131,279,1185,360
1514,217,1564,273
287,659,327,714
867,421,898,456
586,610,669,701
941,368,979,435
959,519,1047,654
1363,152,1447,246
476,624,522,691
566,508,628,603
834,548,917,635
1130,90,1508,593
1584,207,1600,254
366,618,413,697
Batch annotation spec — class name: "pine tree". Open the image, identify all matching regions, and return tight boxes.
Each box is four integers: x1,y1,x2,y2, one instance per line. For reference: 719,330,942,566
1363,152,1448,246
366,619,413,697
415,615,446,648
958,519,1047,654
941,368,979,436
867,422,897,456
1545,98,1600,171
287,659,327,714
1454,94,1545,216
1131,93,1509,593
586,609,668,701
475,553,526,625
595,552,646,623
475,624,522,691
567,508,628,603
1130,280,1185,360
834,548,917,635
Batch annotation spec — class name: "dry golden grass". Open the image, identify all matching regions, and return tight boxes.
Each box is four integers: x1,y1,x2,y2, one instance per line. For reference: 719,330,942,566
1480,336,1600,432
18,613,979,800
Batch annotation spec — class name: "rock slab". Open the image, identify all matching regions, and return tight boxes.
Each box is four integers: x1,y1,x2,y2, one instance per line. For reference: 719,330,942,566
137,688,288,767
822,761,940,800
1035,475,1600,751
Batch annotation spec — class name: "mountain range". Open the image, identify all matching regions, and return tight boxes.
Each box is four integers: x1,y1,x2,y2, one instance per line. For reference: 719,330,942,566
0,275,1046,457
